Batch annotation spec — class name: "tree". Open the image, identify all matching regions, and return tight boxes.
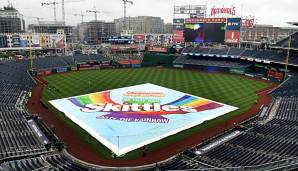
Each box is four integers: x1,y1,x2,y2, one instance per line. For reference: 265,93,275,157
0,52,9,58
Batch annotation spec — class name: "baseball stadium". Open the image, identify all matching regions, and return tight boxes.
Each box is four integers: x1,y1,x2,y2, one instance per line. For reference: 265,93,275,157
1,1,298,171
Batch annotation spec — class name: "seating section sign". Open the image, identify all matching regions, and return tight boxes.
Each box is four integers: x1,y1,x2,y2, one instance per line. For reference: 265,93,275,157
50,83,237,156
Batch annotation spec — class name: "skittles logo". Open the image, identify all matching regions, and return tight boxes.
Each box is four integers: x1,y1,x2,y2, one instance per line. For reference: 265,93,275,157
68,91,223,124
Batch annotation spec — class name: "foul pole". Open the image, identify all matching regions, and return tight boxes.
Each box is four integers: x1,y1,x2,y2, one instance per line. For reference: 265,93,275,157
284,34,291,80
29,35,33,71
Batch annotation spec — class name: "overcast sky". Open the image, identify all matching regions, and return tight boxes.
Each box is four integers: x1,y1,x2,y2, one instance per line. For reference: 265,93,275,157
2,0,298,27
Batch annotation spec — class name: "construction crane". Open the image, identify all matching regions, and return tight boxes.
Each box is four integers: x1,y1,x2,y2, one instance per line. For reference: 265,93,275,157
74,12,85,23
62,0,65,25
61,0,86,26
86,6,101,21
41,1,59,23
122,0,133,30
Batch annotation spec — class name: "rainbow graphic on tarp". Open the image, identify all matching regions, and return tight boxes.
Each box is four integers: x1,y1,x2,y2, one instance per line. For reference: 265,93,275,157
69,91,113,108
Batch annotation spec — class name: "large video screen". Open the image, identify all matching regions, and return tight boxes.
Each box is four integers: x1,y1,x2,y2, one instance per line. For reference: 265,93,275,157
184,23,226,43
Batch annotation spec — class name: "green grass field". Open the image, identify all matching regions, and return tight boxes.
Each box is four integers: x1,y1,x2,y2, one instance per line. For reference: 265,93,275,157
42,68,270,160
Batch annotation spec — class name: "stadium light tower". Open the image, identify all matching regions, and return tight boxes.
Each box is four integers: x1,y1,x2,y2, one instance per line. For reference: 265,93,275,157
122,0,133,30
41,1,59,23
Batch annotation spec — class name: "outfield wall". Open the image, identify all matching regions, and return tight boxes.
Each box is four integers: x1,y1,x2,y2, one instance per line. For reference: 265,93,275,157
142,53,175,67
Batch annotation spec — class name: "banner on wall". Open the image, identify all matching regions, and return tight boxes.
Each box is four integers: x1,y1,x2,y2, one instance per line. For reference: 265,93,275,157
19,35,28,47
50,35,65,49
31,35,40,47
225,31,240,43
173,30,184,43
185,18,226,24
226,18,242,31
12,35,20,47
173,18,185,25
147,46,168,53
40,35,48,48
0,35,8,48
133,34,145,42
173,25,184,30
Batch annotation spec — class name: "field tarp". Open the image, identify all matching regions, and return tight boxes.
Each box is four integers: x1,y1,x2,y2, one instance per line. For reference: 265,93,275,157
49,83,237,156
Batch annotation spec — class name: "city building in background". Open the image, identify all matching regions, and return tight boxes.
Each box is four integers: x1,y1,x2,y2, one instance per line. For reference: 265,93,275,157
28,22,73,43
241,24,298,44
0,6,25,33
164,23,173,34
78,21,116,45
114,16,165,35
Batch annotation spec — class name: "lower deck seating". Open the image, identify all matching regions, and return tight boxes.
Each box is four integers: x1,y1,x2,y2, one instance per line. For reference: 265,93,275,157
270,73,298,97
1,153,89,171
174,55,250,68
159,96,298,170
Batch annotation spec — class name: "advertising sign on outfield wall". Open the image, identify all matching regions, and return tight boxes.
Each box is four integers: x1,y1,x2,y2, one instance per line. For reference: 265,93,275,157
147,46,168,53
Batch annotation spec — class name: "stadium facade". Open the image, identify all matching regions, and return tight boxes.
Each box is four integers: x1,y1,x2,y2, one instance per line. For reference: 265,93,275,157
241,24,298,44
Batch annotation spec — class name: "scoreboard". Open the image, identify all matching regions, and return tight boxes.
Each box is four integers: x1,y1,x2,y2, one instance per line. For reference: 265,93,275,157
183,18,242,43
184,23,226,43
